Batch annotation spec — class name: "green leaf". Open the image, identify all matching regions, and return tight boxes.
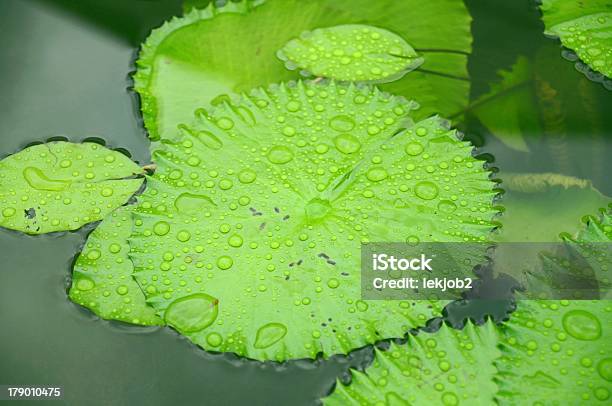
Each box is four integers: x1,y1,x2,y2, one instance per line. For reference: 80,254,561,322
277,24,423,82
69,206,163,326
324,321,500,405
469,57,538,152
134,0,472,140
0,142,144,234
129,81,497,360
540,0,612,77
325,301,612,405
535,207,612,300
496,299,612,404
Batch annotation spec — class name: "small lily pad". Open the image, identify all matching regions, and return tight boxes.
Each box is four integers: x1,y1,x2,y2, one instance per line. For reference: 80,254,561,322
0,142,144,234
278,24,423,82
69,206,163,326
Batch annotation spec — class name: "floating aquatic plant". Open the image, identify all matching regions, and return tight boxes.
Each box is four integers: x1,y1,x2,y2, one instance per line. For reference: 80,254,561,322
325,208,612,404
539,0,612,78
134,0,472,141
325,321,500,405
128,81,497,360
277,24,423,82
0,142,143,234
69,206,163,326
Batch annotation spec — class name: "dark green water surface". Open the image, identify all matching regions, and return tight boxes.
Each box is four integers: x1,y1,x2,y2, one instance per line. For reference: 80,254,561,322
1,1,610,405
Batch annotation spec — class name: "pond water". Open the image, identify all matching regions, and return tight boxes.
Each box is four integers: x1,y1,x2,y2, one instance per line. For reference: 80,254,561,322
0,0,610,405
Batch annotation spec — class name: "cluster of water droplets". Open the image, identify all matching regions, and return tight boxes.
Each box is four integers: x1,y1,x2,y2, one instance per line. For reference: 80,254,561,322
553,12,612,85
126,81,497,360
69,206,162,326
0,142,142,234
327,322,497,405
497,300,611,403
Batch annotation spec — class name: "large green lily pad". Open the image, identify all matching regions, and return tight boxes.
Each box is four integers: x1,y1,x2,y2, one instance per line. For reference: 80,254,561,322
128,81,497,360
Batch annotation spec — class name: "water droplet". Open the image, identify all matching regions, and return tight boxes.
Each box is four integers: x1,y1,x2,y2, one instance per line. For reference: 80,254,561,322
2,208,16,217
174,193,215,214
437,200,457,213
416,127,428,136
116,285,129,295
329,115,355,132
177,230,191,242
216,117,234,130
315,144,329,154
109,243,121,254
415,181,439,200
327,278,340,288
594,387,610,401
101,187,113,197
597,358,612,381
282,126,296,137
305,198,331,223
366,167,388,182
76,278,95,291
405,142,424,156
164,293,219,333
153,221,170,236
334,133,361,154
441,392,458,406
195,131,223,150
207,332,223,347
356,300,368,311
217,256,233,270
187,156,201,166
23,167,70,191
254,322,287,349
219,179,233,190
238,169,257,184
286,101,301,112
228,234,243,248
267,146,294,164
87,249,101,260
562,309,601,340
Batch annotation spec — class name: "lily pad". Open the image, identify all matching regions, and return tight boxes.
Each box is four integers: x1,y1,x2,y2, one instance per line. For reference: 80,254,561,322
134,0,472,140
324,321,500,405
69,206,163,326
277,24,423,82
0,142,144,234
540,0,612,77
325,300,612,404
128,81,498,360
531,207,612,300
496,299,612,404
